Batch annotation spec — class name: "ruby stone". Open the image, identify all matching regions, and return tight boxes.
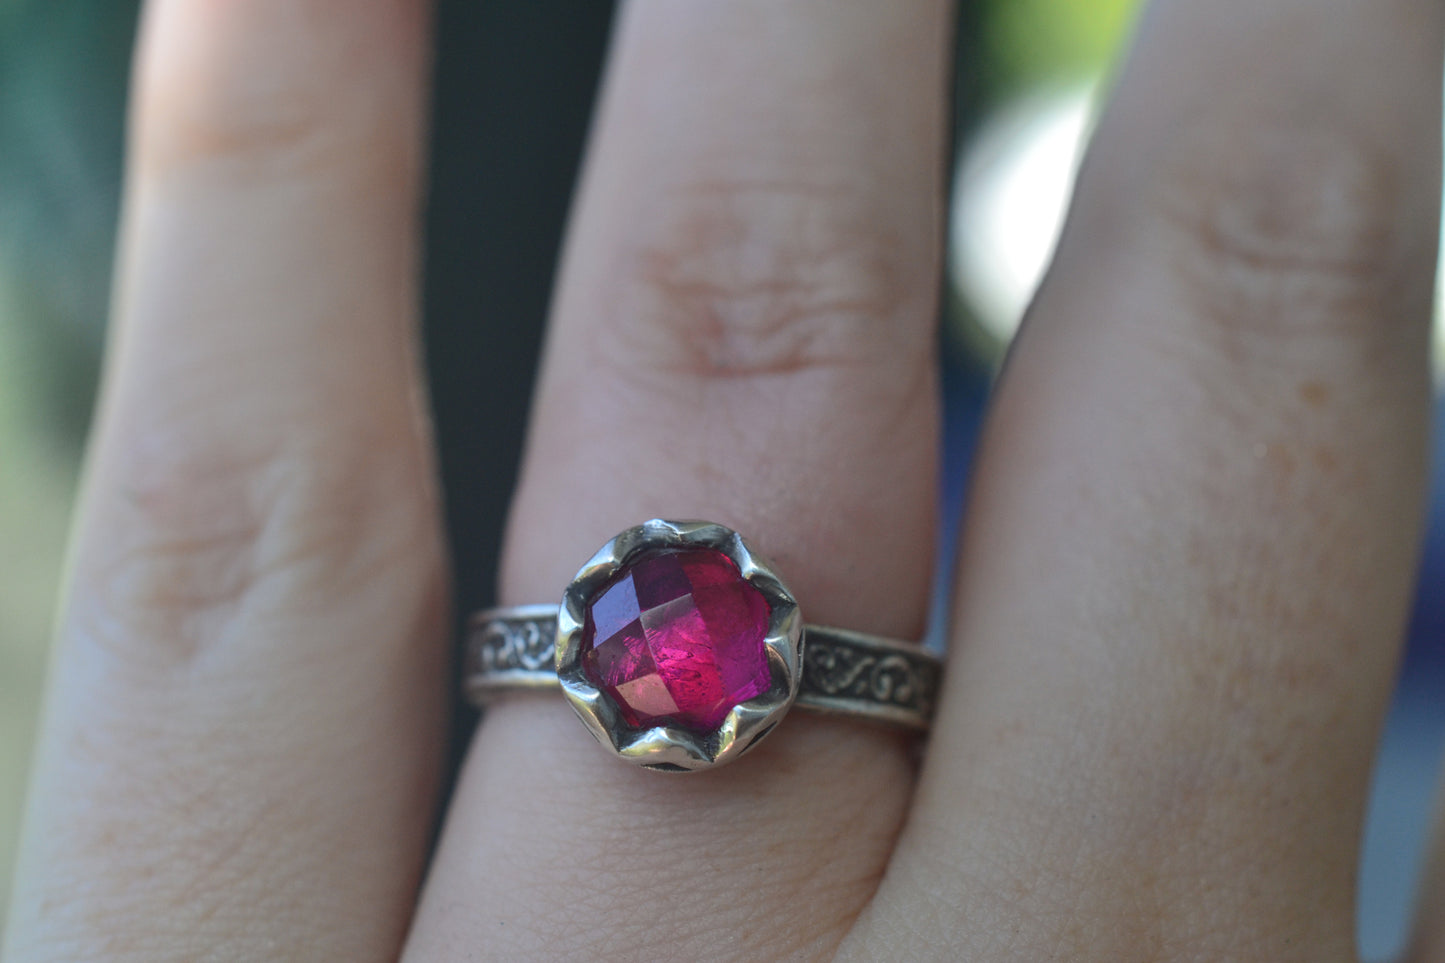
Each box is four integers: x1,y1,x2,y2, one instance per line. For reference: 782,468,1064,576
580,547,772,731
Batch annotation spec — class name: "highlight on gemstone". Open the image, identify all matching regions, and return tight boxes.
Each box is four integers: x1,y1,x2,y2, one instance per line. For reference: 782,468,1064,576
580,547,772,731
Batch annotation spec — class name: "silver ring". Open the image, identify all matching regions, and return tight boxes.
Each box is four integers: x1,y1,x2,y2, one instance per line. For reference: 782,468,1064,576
463,519,942,772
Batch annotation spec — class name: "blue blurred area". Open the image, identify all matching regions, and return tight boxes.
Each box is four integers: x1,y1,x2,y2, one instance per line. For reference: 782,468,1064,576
1358,398,1445,959
1406,413,1445,679
927,349,992,648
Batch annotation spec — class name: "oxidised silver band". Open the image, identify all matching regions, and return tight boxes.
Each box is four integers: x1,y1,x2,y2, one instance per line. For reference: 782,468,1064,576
465,605,940,732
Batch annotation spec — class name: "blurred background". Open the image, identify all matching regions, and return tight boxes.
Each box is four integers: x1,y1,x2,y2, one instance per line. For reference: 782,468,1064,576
1,2,1441,958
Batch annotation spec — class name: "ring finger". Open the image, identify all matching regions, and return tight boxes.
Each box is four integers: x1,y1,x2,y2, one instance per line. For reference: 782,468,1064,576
404,2,951,959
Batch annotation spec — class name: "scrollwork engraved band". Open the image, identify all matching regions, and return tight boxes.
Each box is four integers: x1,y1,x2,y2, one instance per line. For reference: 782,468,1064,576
464,606,941,732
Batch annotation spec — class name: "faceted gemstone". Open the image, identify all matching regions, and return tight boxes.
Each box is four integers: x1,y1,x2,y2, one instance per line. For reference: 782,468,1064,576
581,547,772,731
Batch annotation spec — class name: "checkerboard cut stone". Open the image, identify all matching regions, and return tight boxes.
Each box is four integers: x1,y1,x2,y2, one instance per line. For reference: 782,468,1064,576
581,548,772,731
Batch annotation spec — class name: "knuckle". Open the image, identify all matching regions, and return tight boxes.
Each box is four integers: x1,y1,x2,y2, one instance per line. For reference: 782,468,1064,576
76,421,439,667
600,177,932,382
133,4,420,180
139,50,329,176
1148,122,1414,352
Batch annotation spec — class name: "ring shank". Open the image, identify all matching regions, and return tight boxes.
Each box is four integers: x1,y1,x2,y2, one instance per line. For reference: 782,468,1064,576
464,605,940,731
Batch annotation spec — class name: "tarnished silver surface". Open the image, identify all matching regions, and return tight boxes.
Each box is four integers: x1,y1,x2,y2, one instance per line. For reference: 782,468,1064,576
465,609,940,733
464,519,940,772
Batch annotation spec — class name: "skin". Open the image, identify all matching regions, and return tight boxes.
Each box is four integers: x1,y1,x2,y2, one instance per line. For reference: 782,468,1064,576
4,0,1444,959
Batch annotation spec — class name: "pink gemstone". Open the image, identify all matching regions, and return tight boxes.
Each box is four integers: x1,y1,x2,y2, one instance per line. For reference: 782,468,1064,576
581,548,772,731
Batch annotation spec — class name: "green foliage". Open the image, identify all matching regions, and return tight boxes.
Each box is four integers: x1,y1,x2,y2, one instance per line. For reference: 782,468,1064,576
984,0,1138,91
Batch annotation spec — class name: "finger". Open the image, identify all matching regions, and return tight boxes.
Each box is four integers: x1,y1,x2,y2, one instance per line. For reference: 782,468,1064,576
4,2,444,960
404,1,949,959
847,0,1441,958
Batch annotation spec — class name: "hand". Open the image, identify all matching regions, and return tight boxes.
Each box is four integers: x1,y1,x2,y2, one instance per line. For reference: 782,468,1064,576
5,1,1441,960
